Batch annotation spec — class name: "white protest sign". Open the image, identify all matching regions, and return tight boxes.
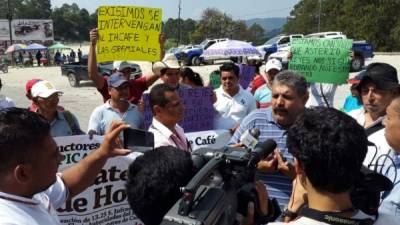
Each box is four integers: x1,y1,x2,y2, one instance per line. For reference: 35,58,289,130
54,135,143,225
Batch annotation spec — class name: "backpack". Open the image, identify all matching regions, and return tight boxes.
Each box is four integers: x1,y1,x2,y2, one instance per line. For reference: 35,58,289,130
63,110,85,135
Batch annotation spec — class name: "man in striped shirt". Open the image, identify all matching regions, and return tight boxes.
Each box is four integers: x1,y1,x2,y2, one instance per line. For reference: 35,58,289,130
230,71,309,209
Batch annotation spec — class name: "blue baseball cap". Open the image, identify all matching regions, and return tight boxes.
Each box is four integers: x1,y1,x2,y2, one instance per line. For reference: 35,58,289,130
107,72,128,88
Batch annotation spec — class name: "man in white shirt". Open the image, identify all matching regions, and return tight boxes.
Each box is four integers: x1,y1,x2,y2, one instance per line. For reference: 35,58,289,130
214,62,256,132
148,83,191,151
88,73,143,135
0,108,131,224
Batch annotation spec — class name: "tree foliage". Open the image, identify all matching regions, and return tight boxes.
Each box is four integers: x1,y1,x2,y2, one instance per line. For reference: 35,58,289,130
284,0,400,51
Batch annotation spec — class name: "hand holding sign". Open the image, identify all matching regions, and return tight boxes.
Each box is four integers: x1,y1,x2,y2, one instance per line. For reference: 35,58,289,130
90,28,99,46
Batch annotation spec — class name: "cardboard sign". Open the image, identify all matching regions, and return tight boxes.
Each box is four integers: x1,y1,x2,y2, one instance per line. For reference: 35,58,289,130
97,6,162,62
143,87,214,132
238,64,256,89
289,38,352,84
55,135,143,225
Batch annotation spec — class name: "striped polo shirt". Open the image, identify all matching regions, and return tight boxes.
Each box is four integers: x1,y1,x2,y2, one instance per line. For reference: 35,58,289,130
229,107,293,209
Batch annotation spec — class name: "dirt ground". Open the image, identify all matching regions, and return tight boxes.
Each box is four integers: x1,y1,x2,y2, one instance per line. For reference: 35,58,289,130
1,54,399,130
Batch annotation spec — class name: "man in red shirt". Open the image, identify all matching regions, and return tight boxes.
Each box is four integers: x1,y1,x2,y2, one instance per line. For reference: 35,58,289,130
88,28,166,105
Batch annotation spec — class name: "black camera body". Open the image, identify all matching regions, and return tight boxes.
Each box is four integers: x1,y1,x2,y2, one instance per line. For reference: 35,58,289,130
161,140,281,225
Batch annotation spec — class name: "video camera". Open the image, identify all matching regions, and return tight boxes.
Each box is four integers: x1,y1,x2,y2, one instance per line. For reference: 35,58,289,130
160,139,281,225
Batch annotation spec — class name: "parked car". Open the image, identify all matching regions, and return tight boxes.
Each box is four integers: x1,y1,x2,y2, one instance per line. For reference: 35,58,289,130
176,38,229,66
60,55,142,87
256,34,304,62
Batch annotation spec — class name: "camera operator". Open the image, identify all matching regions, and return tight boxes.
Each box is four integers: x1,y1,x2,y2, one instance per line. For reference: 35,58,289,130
270,107,375,225
126,146,268,225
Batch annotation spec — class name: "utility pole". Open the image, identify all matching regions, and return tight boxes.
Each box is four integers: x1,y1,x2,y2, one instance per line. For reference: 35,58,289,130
318,0,322,32
6,0,13,46
177,0,181,47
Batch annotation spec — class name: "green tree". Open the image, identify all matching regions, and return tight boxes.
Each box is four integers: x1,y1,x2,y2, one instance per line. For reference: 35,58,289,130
284,0,400,51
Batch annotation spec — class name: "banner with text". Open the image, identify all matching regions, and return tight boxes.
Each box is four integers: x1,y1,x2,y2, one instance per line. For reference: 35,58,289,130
97,6,162,62
288,38,352,84
186,129,231,151
55,135,143,225
143,87,214,132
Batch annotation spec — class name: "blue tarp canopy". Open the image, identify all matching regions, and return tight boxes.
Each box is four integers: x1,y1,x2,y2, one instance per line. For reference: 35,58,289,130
25,43,47,50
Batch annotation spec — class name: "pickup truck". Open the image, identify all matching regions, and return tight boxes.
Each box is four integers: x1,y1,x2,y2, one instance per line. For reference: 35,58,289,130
256,34,304,62
267,34,374,72
175,38,229,66
60,55,142,87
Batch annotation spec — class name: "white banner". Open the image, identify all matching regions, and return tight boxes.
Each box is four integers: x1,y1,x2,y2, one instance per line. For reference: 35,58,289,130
55,135,143,225
11,19,54,41
186,129,232,151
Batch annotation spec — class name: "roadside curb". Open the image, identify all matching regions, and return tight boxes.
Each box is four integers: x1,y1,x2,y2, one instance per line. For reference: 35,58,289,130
375,52,400,55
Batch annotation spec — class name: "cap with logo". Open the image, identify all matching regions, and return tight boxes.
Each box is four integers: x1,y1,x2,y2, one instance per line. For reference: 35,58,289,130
265,59,282,73
31,80,63,98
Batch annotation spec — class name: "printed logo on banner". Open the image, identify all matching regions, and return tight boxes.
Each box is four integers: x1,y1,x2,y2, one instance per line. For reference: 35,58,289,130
55,135,143,225
143,87,215,132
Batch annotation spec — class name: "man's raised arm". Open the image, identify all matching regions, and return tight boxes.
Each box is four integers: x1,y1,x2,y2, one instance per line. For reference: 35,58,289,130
88,28,106,89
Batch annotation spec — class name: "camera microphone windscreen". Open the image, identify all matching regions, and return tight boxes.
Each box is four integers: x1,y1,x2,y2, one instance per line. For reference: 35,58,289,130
248,139,277,168
240,128,260,149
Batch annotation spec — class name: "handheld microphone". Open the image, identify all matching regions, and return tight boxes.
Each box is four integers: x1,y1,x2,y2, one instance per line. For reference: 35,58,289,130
247,139,277,168
240,128,260,149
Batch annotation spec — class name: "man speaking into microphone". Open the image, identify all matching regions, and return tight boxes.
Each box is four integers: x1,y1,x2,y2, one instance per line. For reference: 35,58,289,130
229,71,309,209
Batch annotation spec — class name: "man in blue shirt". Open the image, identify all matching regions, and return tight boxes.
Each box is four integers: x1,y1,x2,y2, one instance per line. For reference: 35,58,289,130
230,70,309,209
88,73,143,135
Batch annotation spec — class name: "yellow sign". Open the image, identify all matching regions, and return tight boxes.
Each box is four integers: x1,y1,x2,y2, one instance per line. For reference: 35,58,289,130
97,6,162,62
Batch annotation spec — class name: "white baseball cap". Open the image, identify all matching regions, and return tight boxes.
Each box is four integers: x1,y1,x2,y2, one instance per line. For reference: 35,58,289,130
31,80,63,98
265,59,282,73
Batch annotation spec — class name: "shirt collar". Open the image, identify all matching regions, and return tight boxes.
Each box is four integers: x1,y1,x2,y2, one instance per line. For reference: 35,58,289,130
151,118,174,137
0,191,40,206
105,100,136,110
219,85,243,98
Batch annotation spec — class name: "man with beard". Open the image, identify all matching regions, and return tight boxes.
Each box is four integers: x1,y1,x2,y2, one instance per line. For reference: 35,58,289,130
348,63,399,167
229,70,309,209
148,83,191,151
88,73,143,135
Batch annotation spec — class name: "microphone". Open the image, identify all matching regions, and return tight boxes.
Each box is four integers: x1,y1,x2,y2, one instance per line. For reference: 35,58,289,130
247,139,277,168
240,128,260,149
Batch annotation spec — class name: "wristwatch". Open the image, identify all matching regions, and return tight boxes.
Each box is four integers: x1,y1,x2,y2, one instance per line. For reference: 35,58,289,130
281,207,298,220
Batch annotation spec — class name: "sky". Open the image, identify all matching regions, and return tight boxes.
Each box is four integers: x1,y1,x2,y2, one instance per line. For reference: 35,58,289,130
50,0,299,20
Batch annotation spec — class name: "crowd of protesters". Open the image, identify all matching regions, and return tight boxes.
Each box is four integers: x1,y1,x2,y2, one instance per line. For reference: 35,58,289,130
0,27,399,225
